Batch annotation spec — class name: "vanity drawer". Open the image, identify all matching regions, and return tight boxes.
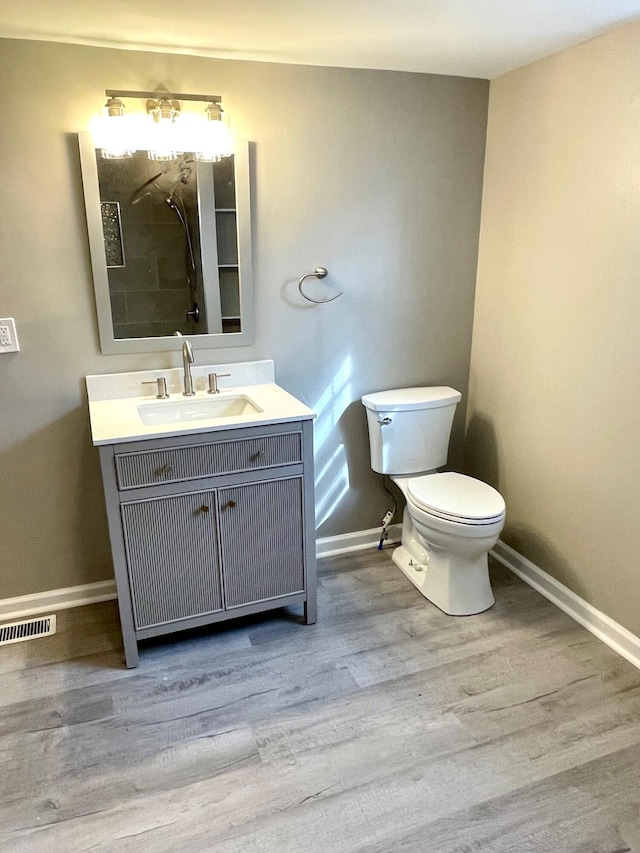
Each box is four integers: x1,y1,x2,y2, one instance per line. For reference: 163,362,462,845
115,432,302,490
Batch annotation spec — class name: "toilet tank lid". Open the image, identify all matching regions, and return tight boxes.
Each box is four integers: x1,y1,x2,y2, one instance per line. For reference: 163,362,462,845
361,386,462,412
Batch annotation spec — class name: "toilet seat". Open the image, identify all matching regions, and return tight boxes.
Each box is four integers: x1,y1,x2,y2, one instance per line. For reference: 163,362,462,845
407,472,505,526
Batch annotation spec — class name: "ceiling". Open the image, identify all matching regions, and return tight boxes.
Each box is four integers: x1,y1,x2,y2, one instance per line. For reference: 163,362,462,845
2,0,640,79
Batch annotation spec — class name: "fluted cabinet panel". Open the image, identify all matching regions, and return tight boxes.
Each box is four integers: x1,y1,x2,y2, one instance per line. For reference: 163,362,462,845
219,477,305,608
121,492,223,629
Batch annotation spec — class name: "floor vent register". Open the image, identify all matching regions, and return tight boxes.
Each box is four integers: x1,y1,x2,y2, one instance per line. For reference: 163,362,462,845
0,615,57,646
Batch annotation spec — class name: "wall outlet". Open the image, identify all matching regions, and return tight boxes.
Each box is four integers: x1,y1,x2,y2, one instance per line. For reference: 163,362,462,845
0,318,19,353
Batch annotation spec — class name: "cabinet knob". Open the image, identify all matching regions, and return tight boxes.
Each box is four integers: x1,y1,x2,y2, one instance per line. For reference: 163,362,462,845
158,463,173,475
250,450,264,461
226,499,237,509
200,504,210,513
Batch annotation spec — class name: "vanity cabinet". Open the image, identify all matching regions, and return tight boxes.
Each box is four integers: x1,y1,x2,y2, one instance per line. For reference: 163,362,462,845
98,419,316,668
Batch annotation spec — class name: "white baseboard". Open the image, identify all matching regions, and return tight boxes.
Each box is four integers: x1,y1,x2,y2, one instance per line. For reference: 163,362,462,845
6,533,636,675
316,524,402,558
491,539,640,672
0,580,117,623
0,527,400,623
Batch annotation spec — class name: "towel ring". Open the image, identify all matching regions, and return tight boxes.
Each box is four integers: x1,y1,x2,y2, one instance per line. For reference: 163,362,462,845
297,266,343,304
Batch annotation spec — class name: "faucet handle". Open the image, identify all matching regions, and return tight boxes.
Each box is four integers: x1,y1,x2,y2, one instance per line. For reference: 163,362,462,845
207,372,231,394
142,377,169,399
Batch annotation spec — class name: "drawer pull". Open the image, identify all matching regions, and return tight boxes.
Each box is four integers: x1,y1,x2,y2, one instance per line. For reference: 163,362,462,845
200,504,210,513
225,499,237,509
250,450,264,461
157,464,173,476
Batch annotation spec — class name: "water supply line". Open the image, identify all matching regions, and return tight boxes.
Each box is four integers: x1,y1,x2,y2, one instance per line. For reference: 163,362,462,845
378,511,394,550
377,475,398,550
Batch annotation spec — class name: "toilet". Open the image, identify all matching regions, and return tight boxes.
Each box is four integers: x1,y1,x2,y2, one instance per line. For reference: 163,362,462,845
362,387,506,616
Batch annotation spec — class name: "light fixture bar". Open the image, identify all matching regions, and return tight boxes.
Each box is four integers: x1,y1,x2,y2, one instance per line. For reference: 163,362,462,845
105,90,221,104
94,88,233,162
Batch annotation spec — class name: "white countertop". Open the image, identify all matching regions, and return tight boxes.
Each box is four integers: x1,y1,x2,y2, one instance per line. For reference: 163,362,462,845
86,361,316,445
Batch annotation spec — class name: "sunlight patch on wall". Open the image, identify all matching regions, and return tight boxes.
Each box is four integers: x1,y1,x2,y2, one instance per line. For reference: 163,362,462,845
313,356,352,527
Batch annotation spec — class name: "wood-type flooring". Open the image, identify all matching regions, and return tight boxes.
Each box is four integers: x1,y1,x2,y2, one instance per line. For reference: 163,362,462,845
1,549,639,852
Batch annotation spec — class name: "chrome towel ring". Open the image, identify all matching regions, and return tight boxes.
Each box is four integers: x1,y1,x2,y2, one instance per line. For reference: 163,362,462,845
297,266,343,304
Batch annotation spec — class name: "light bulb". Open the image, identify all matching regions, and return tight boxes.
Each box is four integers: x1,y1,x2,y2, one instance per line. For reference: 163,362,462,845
195,101,234,162
146,98,184,161
91,97,134,159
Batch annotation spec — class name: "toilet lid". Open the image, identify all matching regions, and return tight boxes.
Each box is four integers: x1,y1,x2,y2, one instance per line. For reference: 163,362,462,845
407,472,505,523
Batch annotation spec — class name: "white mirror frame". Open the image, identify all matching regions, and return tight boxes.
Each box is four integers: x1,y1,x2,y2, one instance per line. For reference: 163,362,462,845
78,133,254,354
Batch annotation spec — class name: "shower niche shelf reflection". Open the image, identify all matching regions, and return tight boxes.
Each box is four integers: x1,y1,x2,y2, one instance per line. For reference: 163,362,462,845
78,133,253,354
213,159,241,334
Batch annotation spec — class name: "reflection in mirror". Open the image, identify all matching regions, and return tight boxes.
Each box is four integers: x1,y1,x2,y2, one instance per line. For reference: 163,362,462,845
78,133,253,354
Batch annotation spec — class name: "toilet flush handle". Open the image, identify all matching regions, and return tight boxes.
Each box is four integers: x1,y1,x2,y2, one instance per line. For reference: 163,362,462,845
378,417,392,425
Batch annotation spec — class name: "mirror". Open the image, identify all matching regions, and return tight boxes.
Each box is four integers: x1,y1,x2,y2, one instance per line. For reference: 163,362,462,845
78,133,253,354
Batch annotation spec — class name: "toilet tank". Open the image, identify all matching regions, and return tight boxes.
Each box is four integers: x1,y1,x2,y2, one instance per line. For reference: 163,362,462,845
361,387,462,475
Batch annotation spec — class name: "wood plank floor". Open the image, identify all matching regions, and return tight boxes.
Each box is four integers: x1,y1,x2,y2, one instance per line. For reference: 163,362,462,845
1,549,640,852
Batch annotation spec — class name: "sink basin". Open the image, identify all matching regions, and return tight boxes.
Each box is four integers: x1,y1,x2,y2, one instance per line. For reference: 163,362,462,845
137,395,262,426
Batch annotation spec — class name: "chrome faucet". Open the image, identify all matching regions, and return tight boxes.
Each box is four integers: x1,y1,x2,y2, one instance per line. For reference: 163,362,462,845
174,331,195,396
181,339,195,396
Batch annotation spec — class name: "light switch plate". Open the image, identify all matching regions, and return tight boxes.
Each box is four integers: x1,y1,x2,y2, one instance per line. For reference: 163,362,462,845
0,318,19,353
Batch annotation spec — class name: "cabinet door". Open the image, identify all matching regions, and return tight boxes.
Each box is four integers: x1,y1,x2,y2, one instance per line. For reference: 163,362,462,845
121,491,223,630
218,477,305,608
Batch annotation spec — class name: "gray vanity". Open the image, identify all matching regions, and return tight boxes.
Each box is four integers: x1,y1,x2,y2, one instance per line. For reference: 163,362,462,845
87,361,317,668
81,129,317,668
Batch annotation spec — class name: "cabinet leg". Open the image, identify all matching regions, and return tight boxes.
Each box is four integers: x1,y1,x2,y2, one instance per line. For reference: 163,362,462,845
124,645,139,669
304,596,317,625
122,630,139,669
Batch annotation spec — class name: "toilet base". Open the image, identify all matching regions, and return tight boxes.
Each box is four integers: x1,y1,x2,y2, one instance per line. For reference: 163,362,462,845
393,508,496,616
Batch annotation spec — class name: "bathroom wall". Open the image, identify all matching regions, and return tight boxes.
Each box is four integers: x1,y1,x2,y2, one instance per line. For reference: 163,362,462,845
0,39,488,600
466,20,640,634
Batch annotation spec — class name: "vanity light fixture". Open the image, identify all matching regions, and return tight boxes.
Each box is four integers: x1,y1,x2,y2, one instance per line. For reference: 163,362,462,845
91,90,233,162
146,97,183,162
196,101,234,162
97,96,135,159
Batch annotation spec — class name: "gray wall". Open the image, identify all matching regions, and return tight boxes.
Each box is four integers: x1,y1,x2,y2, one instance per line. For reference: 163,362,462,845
0,39,488,599
466,19,640,635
